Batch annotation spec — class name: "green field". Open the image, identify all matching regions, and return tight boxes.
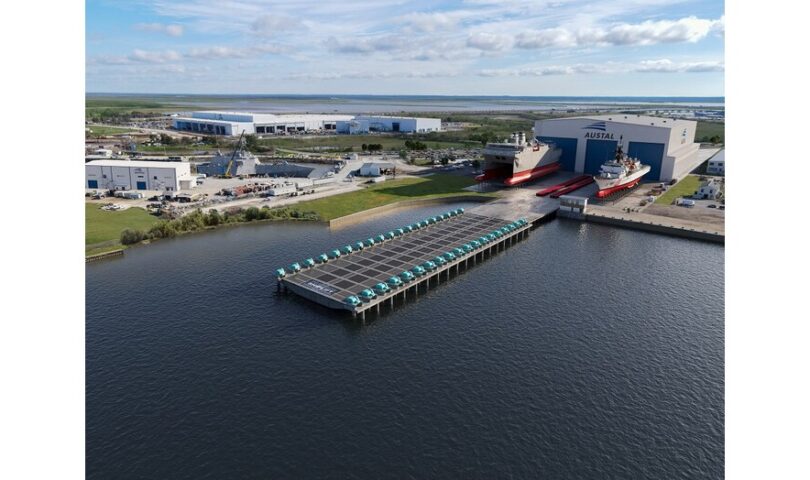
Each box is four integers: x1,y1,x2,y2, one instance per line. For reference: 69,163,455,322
85,203,161,249
259,135,473,153
295,174,492,221
85,97,186,121
655,175,701,205
86,125,137,136
696,121,725,143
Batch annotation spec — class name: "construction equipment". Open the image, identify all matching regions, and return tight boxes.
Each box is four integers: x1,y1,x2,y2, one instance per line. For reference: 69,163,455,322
222,130,246,178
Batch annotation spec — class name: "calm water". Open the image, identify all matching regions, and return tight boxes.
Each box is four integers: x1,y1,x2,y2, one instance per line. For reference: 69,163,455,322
88,93,725,114
86,204,724,479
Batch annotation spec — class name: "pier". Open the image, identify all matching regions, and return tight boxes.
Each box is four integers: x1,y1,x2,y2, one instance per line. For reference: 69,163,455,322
278,210,538,319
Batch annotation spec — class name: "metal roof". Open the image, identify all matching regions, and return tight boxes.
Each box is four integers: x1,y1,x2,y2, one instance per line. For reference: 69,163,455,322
85,159,187,169
186,111,353,124
567,114,695,128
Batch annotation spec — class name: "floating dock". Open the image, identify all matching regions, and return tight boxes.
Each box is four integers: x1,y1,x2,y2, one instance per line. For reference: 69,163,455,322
277,210,534,319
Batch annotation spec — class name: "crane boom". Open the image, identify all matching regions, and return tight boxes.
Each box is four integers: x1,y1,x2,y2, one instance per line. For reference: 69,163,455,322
223,130,245,178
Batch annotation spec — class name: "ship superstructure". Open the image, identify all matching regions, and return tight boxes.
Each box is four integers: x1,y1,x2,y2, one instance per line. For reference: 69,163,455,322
475,132,561,187
593,138,651,198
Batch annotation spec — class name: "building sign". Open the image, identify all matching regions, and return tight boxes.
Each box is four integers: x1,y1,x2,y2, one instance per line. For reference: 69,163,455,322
582,121,615,139
584,132,615,140
583,121,607,131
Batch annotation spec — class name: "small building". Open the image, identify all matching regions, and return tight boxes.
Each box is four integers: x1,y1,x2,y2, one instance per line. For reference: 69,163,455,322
358,162,395,177
558,195,588,218
695,178,720,200
85,159,194,192
706,150,725,175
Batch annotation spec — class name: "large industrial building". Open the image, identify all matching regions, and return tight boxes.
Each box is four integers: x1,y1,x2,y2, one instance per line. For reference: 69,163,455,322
172,111,442,136
336,115,441,134
172,111,354,136
534,115,699,182
85,160,196,191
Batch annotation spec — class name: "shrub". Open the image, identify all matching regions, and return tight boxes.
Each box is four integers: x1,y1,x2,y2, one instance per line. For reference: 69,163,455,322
120,229,146,245
244,206,261,221
148,221,177,239
205,209,222,226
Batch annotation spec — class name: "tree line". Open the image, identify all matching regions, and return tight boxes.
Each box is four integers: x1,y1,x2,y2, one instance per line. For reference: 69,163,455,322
120,207,319,245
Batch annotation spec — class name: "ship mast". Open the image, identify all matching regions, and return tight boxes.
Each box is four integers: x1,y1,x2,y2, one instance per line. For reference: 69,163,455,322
615,135,626,162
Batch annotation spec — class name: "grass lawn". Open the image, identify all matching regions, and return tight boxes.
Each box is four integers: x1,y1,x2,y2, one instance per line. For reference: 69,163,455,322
136,144,205,153
295,174,492,221
655,175,701,205
86,125,137,136
85,203,161,248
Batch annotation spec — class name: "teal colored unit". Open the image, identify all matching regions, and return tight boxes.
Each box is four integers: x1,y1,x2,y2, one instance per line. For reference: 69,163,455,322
627,141,665,180
584,139,618,174
538,136,577,171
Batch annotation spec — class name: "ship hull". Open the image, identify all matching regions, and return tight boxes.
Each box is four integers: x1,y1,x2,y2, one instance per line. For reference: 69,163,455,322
503,162,561,186
594,166,651,198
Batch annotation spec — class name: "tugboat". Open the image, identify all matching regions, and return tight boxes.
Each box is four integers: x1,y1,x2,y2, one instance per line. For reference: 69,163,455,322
594,137,651,198
475,131,561,186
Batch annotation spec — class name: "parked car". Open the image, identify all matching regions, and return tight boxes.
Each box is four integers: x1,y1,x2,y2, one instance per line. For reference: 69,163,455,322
707,204,717,208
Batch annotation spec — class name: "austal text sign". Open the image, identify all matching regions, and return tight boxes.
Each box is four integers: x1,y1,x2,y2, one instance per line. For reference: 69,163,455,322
584,132,616,140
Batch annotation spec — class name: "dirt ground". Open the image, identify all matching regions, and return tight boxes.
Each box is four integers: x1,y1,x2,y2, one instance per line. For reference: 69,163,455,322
643,204,725,225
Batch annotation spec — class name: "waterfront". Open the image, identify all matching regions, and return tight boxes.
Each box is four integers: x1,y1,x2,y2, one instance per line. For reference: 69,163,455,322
86,203,724,479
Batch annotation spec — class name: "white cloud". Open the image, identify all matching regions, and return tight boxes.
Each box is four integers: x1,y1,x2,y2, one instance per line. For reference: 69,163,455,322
185,46,249,59
478,59,724,76
398,12,461,32
134,23,184,37
602,16,718,45
285,70,461,81
326,35,401,54
635,59,725,73
514,28,576,49
711,15,725,36
129,49,182,63
466,32,513,51
511,16,724,50
251,14,303,36
90,45,284,65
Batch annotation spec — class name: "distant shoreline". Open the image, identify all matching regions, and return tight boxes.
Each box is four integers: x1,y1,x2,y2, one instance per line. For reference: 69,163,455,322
85,93,725,114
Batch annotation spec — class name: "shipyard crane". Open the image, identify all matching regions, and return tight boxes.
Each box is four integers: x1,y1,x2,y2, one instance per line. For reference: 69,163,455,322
222,130,246,178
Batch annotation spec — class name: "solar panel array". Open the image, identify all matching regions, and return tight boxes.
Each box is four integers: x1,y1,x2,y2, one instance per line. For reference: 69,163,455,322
285,213,510,302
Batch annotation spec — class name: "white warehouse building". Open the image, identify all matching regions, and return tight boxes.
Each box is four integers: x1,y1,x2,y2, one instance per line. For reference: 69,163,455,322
534,115,699,182
337,115,441,134
172,111,354,136
85,160,195,192
706,150,725,175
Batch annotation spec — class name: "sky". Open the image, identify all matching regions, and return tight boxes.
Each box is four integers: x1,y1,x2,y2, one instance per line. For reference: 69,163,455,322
86,0,725,96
